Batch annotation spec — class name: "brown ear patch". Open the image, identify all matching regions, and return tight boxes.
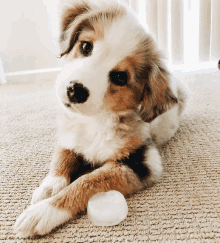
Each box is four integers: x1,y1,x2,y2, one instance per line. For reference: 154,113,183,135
139,67,178,122
132,34,178,123
61,3,91,34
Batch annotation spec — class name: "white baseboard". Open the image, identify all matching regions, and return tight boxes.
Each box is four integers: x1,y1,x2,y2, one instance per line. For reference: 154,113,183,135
3,61,219,84
169,61,219,77
5,67,62,76
5,68,61,84
0,58,7,84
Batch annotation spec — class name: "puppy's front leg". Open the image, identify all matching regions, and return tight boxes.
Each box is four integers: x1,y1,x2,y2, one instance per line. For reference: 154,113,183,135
31,146,78,204
51,161,144,213
14,162,143,237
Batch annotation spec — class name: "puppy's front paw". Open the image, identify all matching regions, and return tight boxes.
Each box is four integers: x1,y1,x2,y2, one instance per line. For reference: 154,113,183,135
31,176,69,204
14,199,72,238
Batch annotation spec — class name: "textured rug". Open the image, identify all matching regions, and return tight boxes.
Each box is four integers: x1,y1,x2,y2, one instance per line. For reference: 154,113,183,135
1,69,220,242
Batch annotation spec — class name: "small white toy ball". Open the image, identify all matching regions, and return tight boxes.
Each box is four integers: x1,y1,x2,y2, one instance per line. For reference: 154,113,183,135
87,190,128,226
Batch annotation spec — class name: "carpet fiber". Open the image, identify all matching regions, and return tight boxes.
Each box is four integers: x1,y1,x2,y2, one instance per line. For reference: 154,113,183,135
1,70,220,242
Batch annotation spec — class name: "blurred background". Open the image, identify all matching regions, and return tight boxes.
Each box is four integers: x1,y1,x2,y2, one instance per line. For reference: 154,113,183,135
0,0,220,84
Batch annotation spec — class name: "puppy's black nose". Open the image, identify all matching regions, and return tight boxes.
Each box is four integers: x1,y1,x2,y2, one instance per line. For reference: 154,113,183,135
67,81,89,104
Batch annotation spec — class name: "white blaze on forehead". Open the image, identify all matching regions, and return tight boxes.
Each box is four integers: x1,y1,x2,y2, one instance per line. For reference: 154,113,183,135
103,13,144,64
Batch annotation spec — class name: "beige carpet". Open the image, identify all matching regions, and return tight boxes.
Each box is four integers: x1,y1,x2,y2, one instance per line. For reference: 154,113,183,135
1,69,220,242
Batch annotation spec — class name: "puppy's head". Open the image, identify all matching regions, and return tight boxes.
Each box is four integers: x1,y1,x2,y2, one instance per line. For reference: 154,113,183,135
56,0,178,121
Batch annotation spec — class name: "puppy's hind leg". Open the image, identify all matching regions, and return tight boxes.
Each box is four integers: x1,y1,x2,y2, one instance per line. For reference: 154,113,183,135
150,77,189,146
150,105,180,146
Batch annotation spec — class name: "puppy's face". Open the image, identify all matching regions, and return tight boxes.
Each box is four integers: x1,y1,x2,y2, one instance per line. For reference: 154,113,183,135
56,0,178,120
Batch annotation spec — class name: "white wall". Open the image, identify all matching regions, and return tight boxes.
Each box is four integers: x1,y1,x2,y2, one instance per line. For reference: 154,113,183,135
0,0,60,74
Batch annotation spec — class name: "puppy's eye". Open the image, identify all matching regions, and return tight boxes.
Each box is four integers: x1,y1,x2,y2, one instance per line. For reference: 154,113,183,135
109,71,128,86
79,41,93,56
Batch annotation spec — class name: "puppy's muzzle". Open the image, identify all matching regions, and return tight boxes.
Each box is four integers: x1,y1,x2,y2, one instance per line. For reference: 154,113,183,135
67,81,90,104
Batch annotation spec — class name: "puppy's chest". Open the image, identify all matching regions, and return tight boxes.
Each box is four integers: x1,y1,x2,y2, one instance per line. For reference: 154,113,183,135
58,120,124,164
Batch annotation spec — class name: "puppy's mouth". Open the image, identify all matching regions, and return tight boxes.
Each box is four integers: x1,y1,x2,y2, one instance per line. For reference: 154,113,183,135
64,103,71,108
63,102,81,114
63,102,73,111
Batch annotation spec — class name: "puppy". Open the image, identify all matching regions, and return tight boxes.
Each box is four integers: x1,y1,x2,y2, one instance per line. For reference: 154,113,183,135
14,0,188,237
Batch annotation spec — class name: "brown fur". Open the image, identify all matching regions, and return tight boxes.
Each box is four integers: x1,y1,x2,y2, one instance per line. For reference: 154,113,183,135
112,135,142,160
133,37,178,122
104,55,144,113
114,56,142,88
116,112,140,137
60,18,94,57
61,3,91,33
139,68,175,122
49,146,78,182
104,85,140,112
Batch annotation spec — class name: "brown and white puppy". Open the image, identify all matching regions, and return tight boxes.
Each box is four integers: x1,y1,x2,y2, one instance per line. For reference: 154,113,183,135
14,0,188,237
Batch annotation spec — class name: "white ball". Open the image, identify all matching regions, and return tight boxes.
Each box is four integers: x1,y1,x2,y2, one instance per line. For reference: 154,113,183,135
87,190,128,226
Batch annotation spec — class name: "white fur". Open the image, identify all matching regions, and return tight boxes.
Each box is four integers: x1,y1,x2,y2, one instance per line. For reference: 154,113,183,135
31,176,69,204
103,14,144,63
57,110,151,164
14,199,72,238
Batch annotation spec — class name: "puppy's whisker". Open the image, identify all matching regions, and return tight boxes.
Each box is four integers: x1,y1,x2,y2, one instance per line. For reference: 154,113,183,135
71,105,81,114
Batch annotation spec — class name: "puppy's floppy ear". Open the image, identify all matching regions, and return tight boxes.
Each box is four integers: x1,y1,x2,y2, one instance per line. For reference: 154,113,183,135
138,56,178,123
59,0,93,57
